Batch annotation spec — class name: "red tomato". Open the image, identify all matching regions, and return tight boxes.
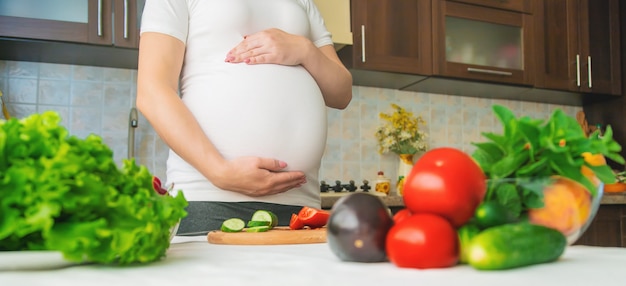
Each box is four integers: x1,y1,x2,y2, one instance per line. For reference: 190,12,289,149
289,207,330,229
403,147,486,227
386,213,459,269
392,208,412,224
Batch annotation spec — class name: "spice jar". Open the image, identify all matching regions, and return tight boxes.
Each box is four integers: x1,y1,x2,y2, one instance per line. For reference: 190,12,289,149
374,171,391,195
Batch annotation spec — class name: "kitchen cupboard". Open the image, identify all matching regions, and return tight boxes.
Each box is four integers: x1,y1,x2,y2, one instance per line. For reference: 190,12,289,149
350,0,432,75
432,0,535,86
447,0,533,13
574,204,626,247
0,0,143,48
534,0,621,96
0,0,143,69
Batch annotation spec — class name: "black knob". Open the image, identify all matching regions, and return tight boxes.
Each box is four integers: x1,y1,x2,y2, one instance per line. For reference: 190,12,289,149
331,180,344,192
320,180,330,193
343,180,357,192
360,180,371,192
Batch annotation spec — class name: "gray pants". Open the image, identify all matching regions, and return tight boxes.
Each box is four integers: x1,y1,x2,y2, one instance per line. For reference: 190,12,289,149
176,201,303,235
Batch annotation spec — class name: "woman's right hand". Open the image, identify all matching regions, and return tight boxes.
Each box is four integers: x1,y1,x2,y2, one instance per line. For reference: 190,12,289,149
210,156,307,197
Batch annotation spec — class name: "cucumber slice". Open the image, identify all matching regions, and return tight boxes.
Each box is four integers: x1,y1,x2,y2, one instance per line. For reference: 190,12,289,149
247,220,272,227
221,218,245,232
251,210,278,228
245,225,271,232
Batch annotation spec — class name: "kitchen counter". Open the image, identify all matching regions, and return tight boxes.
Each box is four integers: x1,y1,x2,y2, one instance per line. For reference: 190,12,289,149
2,236,625,285
322,191,626,209
321,193,404,209
602,192,626,204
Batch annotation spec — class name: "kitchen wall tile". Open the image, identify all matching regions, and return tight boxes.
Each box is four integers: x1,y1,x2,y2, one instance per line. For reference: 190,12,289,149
71,81,104,106
102,131,129,166
0,60,583,187
325,109,341,143
341,118,359,141
340,139,360,162
8,61,38,78
8,78,37,103
0,78,6,97
322,139,341,162
319,160,340,183
40,63,72,80
70,106,102,138
104,83,132,108
73,65,103,81
8,103,37,119
39,79,71,105
103,68,133,83
102,108,128,132
446,105,463,126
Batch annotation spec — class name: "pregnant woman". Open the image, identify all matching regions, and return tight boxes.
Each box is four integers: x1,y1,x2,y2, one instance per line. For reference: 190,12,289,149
137,0,352,234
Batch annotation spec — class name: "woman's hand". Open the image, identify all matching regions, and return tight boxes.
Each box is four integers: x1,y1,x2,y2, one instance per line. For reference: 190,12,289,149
225,27,352,111
210,156,307,197
225,28,312,66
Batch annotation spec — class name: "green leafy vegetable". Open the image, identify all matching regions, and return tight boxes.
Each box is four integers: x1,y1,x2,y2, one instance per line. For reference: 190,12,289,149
472,105,624,217
0,111,188,265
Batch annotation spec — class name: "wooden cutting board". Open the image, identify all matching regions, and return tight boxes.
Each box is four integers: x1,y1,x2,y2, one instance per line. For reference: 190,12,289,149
207,227,327,245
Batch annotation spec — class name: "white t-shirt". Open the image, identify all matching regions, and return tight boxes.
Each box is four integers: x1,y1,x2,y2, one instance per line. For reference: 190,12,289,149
140,0,333,208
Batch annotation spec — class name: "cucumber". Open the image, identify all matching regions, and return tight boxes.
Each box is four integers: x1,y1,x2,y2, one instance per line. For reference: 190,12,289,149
251,210,278,228
467,222,566,270
221,218,246,233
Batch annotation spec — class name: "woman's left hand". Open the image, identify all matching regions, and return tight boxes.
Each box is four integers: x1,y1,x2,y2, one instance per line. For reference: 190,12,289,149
225,28,312,66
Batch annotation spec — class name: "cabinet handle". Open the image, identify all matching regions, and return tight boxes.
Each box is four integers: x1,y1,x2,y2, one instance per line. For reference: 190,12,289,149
467,67,512,76
123,0,129,39
361,25,366,63
587,56,592,88
97,0,103,37
576,54,581,87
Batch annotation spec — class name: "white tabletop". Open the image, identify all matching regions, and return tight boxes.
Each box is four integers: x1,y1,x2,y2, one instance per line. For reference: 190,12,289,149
1,235,625,286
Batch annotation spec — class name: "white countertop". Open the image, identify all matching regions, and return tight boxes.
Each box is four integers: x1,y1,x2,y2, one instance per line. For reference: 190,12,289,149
2,235,625,286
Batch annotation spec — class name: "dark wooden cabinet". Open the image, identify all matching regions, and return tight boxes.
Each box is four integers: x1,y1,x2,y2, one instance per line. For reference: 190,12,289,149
350,0,432,75
349,0,537,87
574,204,626,247
0,0,111,45
0,0,142,48
113,0,143,49
535,0,621,96
447,0,533,13
432,0,535,86
0,0,143,68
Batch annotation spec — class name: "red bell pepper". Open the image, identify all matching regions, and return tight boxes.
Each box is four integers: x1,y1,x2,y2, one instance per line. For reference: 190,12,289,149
289,207,330,230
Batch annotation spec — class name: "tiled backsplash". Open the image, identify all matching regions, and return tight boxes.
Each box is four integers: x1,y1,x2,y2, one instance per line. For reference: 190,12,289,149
0,60,581,184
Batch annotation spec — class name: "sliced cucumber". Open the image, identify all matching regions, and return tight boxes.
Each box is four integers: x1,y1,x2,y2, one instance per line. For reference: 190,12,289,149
221,218,245,233
251,210,278,228
247,220,272,227
245,225,271,233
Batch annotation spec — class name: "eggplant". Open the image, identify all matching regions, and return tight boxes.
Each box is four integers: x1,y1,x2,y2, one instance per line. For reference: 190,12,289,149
327,193,393,262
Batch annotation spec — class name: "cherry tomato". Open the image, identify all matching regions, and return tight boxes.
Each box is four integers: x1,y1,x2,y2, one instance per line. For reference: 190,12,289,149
392,208,412,224
403,147,486,227
386,213,459,269
289,207,330,229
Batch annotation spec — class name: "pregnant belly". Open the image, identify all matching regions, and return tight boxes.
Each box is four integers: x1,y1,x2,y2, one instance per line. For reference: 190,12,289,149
182,64,328,172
